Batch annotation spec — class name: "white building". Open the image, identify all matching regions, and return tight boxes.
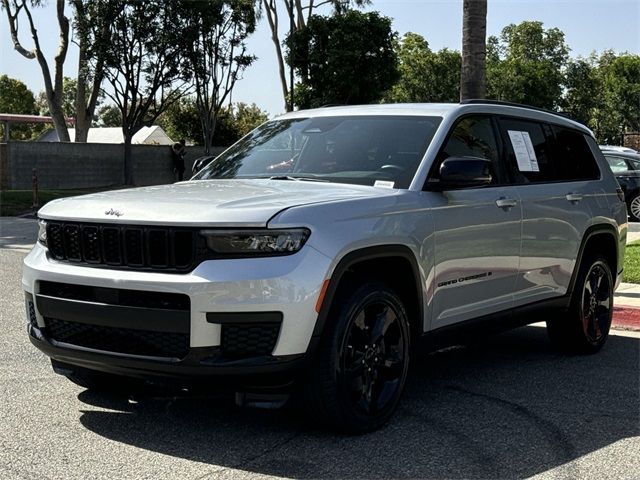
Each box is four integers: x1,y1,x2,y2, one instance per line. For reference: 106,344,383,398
38,126,174,145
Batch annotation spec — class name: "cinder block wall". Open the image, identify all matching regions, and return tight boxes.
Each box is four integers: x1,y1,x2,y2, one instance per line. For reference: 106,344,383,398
0,142,226,190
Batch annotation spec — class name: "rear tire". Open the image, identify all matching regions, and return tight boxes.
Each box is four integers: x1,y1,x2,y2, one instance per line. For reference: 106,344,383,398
302,281,411,433
547,255,613,354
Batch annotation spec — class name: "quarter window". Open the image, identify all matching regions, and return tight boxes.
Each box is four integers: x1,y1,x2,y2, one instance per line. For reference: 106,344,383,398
551,126,600,181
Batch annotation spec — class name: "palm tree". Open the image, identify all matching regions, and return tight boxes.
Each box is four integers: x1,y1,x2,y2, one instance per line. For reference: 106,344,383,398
460,0,487,101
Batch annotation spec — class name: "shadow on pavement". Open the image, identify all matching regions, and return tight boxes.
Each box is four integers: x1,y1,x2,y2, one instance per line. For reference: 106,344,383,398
77,326,639,479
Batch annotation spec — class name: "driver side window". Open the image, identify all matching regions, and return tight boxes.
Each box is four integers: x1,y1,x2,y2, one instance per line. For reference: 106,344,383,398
434,115,501,183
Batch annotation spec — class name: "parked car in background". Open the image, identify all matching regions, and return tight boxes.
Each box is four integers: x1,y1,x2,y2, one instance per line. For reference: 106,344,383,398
600,145,638,154
603,151,640,221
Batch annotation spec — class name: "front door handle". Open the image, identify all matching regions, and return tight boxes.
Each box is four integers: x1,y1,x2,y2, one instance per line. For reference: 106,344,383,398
496,197,517,209
566,193,583,203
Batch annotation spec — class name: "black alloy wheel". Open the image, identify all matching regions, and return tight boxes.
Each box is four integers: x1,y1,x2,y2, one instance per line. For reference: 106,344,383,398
302,282,411,433
339,296,408,418
547,256,613,354
580,262,613,346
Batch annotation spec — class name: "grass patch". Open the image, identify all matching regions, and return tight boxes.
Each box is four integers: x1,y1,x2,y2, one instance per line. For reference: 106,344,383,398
623,241,640,284
0,189,108,216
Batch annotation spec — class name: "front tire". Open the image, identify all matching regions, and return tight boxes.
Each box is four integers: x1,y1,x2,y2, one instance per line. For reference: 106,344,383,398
547,255,613,354
302,282,411,433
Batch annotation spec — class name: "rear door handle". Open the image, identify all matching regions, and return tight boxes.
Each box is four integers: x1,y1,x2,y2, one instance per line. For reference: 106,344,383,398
496,197,517,209
566,193,583,203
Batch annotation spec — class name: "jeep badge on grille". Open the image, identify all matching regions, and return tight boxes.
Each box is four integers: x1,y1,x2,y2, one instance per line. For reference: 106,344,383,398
104,208,123,217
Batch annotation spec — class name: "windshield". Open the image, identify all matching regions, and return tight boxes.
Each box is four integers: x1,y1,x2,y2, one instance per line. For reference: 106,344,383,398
193,115,442,189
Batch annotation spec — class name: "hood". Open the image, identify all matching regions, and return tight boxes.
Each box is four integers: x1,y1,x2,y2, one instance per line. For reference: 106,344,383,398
38,179,396,226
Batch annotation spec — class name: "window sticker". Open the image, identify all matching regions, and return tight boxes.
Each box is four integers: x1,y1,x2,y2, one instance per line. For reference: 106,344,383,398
508,130,539,172
521,131,540,172
374,180,395,189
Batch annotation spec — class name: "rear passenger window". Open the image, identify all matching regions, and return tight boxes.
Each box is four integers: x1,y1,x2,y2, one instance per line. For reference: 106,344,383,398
500,118,600,183
551,127,600,181
499,118,554,183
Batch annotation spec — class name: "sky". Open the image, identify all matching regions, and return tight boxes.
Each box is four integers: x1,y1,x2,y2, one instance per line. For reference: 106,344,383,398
1,0,638,116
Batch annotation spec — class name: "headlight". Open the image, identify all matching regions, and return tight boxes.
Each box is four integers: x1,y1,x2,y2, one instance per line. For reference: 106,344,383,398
37,219,47,247
200,229,310,256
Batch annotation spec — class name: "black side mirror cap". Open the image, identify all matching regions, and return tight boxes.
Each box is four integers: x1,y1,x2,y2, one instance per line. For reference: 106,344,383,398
426,156,493,191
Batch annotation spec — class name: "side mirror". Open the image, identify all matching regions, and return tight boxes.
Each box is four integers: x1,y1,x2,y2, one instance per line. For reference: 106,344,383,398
428,156,493,190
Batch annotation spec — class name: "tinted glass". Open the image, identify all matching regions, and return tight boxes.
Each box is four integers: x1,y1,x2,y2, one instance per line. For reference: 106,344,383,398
551,126,600,181
499,118,554,183
433,115,500,184
193,116,442,189
605,155,630,173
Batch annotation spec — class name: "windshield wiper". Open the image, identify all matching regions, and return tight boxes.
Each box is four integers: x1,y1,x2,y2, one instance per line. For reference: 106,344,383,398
268,175,329,183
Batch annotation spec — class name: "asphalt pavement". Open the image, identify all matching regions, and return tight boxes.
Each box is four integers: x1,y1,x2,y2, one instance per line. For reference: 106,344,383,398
1,218,639,479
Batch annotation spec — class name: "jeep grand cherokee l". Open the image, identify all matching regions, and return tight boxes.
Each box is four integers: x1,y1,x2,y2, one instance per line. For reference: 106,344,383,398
23,101,627,433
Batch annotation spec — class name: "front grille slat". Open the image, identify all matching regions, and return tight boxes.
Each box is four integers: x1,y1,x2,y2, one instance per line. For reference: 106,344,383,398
45,222,197,273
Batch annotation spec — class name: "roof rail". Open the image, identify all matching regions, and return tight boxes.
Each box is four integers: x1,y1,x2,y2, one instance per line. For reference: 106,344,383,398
460,99,575,121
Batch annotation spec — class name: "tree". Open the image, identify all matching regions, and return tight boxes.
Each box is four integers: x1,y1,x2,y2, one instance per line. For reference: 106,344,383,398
70,0,111,142
2,0,72,141
93,104,122,128
261,0,370,111
157,99,268,146
2,0,111,142
35,77,101,119
287,10,398,109
487,21,569,109
460,0,487,100
0,74,40,140
387,33,461,103
593,52,640,143
563,56,601,127
156,96,202,145
180,0,258,154
101,0,191,184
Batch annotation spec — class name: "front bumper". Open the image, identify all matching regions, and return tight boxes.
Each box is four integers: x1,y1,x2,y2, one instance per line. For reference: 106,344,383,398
23,243,332,380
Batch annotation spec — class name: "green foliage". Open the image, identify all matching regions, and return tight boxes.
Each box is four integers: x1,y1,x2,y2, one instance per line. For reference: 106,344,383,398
214,102,269,145
93,104,123,128
386,33,461,103
487,21,569,109
563,57,601,127
287,10,398,108
156,98,268,146
0,74,42,140
178,0,259,151
156,97,201,144
35,77,98,118
623,242,640,284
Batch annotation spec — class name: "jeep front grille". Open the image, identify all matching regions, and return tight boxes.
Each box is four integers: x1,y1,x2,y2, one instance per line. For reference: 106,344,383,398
46,221,198,272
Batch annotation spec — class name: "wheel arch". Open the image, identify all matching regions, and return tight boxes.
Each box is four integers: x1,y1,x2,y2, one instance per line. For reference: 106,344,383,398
312,245,425,344
568,225,619,296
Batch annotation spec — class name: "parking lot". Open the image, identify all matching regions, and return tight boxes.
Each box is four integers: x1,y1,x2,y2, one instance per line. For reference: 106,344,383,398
1,232,640,479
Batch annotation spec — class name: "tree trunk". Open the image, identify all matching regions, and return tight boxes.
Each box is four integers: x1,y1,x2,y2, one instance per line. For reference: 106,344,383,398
123,133,134,185
460,0,487,101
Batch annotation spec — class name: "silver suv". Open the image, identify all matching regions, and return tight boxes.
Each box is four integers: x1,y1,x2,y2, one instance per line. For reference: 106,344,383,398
23,101,627,432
